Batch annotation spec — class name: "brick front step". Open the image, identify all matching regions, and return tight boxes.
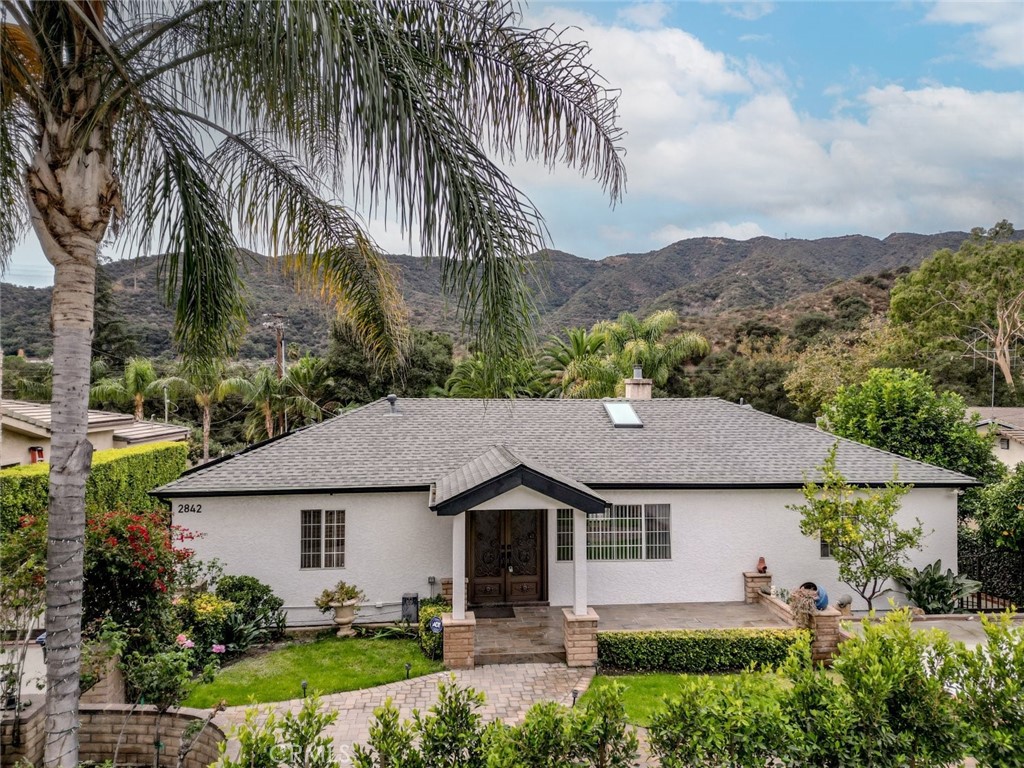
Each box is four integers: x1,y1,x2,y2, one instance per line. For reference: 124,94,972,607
475,649,566,666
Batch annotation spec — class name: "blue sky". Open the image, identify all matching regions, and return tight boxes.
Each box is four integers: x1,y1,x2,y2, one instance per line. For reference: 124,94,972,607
4,0,1023,286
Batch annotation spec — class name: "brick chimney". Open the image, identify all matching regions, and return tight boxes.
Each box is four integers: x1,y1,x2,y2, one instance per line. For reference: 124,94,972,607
624,365,652,400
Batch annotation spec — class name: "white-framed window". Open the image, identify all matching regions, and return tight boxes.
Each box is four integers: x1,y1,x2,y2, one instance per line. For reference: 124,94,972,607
557,504,671,561
556,508,574,561
820,536,833,559
300,509,345,569
999,438,1010,450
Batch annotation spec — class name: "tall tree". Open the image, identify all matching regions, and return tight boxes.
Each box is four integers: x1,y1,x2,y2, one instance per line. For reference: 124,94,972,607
889,222,1023,393
156,361,231,464
0,3,623,764
597,310,710,389
220,364,282,442
280,354,338,430
89,356,158,420
445,353,547,399
820,368,1003,485
541,326,619,398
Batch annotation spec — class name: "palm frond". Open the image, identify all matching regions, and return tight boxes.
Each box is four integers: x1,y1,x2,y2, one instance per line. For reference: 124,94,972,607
211,136,407,369
115,105,247,363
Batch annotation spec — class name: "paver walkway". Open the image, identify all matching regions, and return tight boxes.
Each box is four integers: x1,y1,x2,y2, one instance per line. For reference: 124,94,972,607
216,663,594,757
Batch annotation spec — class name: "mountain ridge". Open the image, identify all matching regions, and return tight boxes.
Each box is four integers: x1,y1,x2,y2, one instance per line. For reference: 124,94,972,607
0,230,974,358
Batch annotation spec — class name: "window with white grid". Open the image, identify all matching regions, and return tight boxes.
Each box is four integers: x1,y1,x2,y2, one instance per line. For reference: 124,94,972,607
300,509,345,569
556,508,574,561
556,504,671,561
644,504,671,560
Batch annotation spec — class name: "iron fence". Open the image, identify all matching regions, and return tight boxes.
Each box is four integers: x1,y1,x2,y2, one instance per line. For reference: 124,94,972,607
957,538,1024,612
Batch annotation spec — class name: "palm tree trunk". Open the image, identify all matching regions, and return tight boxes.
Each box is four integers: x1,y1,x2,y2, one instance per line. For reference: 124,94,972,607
264,403,274,440
26,59,116,764
202,405,211,463
44,256,97,768
135,393,144,420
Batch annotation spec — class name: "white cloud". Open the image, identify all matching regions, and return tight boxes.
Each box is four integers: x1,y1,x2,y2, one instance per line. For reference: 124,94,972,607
721,3,776,22
925,1,1024,68
511,6,1023,252
653,221,766,244
616,2,671,28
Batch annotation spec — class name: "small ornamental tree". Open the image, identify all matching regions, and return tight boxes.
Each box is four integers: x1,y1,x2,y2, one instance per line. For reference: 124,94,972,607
790,443,922,610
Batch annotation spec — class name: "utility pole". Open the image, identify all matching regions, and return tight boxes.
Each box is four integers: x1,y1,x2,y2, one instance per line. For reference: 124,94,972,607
262,313,287,435
163,385,169,423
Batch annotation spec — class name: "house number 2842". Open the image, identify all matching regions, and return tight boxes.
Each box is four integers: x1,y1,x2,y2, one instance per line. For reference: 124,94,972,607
176,503,202,514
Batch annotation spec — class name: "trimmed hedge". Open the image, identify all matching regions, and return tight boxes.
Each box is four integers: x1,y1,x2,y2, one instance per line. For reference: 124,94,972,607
0,441,188,530
597,628,807,673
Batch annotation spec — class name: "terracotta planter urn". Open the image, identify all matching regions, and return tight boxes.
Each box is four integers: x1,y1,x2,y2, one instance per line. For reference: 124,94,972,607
330,599,359,637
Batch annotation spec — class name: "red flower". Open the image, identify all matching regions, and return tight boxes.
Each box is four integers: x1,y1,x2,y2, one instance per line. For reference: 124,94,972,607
106,536,119,548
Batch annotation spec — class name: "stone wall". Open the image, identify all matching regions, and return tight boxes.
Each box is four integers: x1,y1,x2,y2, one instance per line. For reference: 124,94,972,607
1,701,225,768
441,611,476,669
743,570,845,665
562,608,599,667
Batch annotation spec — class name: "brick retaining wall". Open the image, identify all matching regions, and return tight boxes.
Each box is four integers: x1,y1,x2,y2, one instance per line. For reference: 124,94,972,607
1,699,225,768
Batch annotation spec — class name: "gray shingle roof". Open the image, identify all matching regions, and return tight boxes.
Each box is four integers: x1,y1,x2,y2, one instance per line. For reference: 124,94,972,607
157,397,976,497
431,444,608,509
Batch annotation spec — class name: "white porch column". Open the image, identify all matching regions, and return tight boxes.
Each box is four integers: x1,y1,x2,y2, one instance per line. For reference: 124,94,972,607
573,508,588,616
452,512,467,620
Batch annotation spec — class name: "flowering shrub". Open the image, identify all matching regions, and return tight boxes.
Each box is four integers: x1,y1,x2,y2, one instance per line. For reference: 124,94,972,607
84,509,192,652
174,593,235,664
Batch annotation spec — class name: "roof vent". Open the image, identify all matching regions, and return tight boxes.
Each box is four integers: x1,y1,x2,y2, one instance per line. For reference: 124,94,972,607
386,393,399,414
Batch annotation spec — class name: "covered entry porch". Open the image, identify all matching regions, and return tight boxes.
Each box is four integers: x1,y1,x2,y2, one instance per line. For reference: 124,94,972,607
429,445,609,668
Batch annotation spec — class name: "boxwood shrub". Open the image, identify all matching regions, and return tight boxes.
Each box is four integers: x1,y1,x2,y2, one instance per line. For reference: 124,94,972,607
418,596,450,660
0,441,187,530
597,628,807,673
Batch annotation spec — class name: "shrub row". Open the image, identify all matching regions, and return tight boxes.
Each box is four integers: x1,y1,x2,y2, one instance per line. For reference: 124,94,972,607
0,441,187,530
646,611,1024,768
597,628,806,673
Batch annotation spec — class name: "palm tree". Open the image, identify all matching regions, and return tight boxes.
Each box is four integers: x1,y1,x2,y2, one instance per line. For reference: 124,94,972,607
597,310,711,390
446,353,546,399
155,361,230,464
541,327,619,398
219,364,282,442
89,357,158,420
280,355,338,430
2,6,622,760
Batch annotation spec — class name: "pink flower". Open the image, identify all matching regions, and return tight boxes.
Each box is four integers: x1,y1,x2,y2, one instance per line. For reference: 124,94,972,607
176,634,194,649
211,644,226,654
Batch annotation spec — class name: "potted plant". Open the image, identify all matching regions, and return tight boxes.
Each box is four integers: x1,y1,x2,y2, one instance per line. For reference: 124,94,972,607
315,581,365,637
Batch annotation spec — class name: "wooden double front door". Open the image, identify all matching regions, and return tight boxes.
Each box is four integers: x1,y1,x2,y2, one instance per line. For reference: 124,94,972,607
468,509,546,605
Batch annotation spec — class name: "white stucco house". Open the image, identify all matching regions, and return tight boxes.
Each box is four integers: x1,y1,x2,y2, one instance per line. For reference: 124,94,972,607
156,383,976,626
972,407,1024,470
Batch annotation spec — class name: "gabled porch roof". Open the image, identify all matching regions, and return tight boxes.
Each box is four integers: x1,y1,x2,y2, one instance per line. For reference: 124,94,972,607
429,444,609,517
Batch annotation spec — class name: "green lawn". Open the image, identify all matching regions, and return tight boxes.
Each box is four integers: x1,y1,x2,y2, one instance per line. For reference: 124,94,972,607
580,673,736,727
184,636,443,707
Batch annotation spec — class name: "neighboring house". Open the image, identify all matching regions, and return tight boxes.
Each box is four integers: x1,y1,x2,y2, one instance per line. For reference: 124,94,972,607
1,399,189,468
157,378,975,625
971,406,1024,470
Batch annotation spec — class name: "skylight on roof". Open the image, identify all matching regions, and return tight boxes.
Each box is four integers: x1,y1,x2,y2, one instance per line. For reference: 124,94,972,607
603,401,643,428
